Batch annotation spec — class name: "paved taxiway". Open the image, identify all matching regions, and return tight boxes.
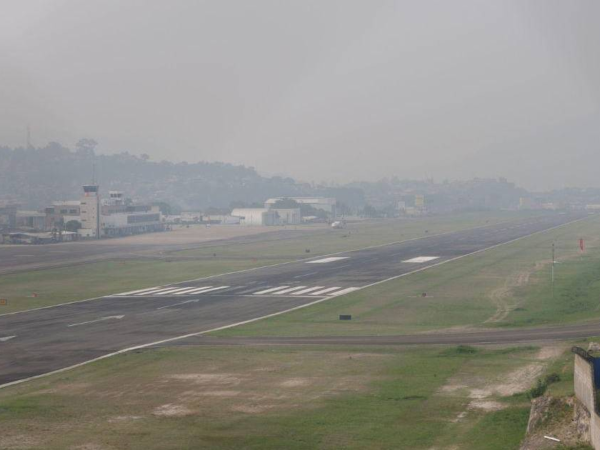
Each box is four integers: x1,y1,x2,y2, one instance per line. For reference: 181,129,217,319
0,213,591,387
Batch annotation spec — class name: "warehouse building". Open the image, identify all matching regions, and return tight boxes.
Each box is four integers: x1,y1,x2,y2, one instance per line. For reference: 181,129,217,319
231,208,278,226
264,197,337,216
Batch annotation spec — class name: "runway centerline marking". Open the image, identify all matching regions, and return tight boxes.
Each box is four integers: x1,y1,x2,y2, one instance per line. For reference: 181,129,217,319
294,272,318,279
306,257,350,264
0,336,16,342
403,256,440,263
67,315,125,327
157,299,199,310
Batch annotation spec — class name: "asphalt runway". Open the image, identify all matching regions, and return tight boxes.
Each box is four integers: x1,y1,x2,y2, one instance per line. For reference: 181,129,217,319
0,213,591,387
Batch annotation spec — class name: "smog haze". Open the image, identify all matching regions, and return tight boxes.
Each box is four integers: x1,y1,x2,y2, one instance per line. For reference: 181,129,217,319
1,0,599,190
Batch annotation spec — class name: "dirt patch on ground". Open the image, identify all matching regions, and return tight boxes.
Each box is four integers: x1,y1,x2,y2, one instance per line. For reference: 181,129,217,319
280,378,311,388
0,435,42,449
230,404,276,414
440,346,567,423
152,403,194,417
107,415,143,423
469,400,505,411
166,373,244,385
496,363,546,396
485,262,546,323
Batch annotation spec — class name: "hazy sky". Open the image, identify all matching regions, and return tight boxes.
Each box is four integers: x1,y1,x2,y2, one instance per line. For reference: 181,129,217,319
1,0,598,190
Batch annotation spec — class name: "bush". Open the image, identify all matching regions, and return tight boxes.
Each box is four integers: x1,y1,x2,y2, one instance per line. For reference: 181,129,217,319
527,373,561,399
544,373,561,385
528,379,547,399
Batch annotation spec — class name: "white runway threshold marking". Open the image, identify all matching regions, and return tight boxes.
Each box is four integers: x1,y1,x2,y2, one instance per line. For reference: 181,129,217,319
306,257,350,264
402,256,440,263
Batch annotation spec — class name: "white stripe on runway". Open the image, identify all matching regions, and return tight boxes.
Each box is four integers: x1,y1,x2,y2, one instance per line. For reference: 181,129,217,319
402,256,440,263
172,287,207,295
291,286,325,295
253,286,289,295
151,287,190,296
117,286,163,296
306,257,349,264
182,286,214,294
192,286,230,294
327,287,360,296
309,287,341,296
162,287,201,295
267,286,307,295
136,287,178,296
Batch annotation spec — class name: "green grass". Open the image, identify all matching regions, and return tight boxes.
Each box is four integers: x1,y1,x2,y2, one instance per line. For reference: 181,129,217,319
215,214,600,337
0,343,545,450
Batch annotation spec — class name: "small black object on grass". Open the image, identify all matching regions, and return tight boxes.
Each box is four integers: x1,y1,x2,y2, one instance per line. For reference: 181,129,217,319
339,314,352,321
305,249,310,253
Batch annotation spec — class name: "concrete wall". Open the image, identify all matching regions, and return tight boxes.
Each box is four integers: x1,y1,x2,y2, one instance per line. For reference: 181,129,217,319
572,348,600,449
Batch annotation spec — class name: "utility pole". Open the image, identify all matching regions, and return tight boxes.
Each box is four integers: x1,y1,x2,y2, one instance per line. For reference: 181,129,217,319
551,242,555,299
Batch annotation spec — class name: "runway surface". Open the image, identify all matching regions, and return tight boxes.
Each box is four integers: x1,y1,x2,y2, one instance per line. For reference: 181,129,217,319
0,213,591,387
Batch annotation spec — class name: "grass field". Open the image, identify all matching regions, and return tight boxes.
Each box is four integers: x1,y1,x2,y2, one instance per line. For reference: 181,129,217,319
0,211,531,315
215,214,600,337
0,342,563,450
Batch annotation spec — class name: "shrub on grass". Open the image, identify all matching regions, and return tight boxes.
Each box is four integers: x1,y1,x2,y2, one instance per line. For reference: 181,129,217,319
527,373,561,399
528,379,547,399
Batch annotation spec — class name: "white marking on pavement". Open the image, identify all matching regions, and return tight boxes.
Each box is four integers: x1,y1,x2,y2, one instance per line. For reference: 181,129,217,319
67,315,125,327
327,287,360,296
306,257,349,264
309,287,341,295
182,286,214,294
193,286,229,294
118,286,164,296
157,299,199,310
294,272,318,279
173,287,207,295
291,286,325,295
161,287,201,295
149,287,190,296
0,336,16,342
253,286,289,295
136,287,177,296
267,286,307,295
402,256,440,263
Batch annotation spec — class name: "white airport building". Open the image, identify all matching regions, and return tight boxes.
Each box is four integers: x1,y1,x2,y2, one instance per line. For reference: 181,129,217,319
231,208,278,226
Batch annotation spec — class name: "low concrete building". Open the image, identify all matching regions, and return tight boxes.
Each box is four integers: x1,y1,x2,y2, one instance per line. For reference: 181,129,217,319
231,208,278,226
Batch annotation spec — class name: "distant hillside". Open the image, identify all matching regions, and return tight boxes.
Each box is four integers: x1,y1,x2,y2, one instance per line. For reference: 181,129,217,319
0,141,364,210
